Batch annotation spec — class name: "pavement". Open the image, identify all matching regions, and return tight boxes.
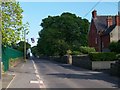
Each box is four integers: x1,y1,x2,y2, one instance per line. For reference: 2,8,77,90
2,73,15,89
2,59,44,89
33,57,120,88
0,79,1,89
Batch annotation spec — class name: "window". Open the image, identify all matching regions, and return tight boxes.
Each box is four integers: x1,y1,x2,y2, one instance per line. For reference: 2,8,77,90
110,33,113,37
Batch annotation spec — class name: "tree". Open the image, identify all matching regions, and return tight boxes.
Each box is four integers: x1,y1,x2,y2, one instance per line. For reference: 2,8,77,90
37,12,89,56
31,46,38,57
1,1,24,46
15,41,31,53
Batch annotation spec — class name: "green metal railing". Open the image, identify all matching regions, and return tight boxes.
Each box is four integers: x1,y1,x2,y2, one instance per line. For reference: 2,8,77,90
2,46,23,71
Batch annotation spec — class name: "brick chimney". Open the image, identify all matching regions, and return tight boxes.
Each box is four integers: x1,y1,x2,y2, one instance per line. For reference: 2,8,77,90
106,16,112,27
115,15,120,26
92,10,97,18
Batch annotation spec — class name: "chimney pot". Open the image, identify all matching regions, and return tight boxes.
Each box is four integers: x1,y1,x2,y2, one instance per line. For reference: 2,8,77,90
92,10,97,18
106,16,112,27
115,15,120,26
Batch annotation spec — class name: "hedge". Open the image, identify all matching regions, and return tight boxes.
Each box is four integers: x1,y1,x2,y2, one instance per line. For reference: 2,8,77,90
80,46,96,54
71,51,82,55
109,41,120,53
89,52,116,61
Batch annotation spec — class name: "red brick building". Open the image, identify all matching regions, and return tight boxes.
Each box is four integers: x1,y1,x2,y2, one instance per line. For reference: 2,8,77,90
88,10,120,52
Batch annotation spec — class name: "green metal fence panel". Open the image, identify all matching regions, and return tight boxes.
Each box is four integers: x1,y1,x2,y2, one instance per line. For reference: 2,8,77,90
2,46,23,71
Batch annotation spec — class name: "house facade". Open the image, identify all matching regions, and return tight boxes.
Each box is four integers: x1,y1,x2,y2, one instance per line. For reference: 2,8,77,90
88,10,120,52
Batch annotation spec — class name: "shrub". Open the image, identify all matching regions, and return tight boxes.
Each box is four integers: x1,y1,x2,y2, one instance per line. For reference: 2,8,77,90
71,51,82,55
66,49,72,55
109,41,120,53
80,46,96,54
116,54,120,60
89,52,116,61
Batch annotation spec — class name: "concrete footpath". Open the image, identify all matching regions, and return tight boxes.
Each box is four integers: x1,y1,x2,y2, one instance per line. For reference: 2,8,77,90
2,59,43,89
0,79,2,89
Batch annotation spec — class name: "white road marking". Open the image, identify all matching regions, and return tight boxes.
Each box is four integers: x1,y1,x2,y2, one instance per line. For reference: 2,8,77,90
35,70,38,74
5,74,16,90
31,60,46,88
30,81,39,84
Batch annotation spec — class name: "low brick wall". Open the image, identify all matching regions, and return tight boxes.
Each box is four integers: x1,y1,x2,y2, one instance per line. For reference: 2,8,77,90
72,55,115,70
92,61,115,70
72,55,92,69
39,55,116,70
110,60,120,77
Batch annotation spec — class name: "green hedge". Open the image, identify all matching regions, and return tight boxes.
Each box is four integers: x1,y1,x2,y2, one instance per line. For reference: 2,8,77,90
116,54,120,60
71,51,82,55
109,41,120,53
89,52,116,61
80,46,96,54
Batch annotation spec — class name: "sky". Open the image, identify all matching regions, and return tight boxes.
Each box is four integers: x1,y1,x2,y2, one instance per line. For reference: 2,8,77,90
19,1,119,47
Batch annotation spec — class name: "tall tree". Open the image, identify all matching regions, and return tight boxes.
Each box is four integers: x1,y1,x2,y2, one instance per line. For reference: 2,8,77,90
1,1,23,46
15,41,31,53
37,12,89,56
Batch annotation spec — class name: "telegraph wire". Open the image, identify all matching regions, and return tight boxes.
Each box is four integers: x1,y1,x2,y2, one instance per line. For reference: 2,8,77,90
83,0,102,18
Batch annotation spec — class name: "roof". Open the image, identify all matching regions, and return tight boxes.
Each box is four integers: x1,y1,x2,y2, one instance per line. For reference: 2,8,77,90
93,16,116,35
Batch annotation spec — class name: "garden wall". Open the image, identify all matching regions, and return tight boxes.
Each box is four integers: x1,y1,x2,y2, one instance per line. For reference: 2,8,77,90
72,55,92,69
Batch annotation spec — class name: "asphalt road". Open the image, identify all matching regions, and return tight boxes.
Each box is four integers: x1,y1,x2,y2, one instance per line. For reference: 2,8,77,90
33,58,119,88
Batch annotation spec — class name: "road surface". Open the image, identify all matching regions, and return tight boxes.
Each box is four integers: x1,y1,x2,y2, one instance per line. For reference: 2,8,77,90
33,57,119,88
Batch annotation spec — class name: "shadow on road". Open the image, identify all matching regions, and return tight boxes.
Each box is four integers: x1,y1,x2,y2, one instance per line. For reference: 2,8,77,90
47,72,119,87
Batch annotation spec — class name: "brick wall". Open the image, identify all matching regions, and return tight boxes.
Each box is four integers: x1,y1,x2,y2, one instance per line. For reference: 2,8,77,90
88,20,99,51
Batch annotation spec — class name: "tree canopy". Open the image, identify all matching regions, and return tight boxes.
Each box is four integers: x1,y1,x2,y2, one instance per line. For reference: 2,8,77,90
31,46,38,57
13,41,31,53
37,12,89,56
1,1,25,46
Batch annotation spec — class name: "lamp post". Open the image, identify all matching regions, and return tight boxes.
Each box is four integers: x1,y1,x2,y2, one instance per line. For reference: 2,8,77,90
23,22,29,62
0,10,2,81
0,31,2,80
24,29,26,62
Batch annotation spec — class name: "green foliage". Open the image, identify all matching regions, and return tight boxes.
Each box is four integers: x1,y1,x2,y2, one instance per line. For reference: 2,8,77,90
37,12,89,56
89,52,116,61
116,54,120,60
79,46,96,54
15,41,31,53
1,1,24,46
71,51,82,55
20,22,30,41
66,50,72,55
109,41,120,53
31,46,38,57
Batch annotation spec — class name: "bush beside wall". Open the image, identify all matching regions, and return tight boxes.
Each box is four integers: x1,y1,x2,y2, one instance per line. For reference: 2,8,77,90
89,52,116,61
80,46,96,54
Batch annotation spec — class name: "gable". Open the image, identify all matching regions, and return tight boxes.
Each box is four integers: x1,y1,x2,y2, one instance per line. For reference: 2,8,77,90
93,16,116,34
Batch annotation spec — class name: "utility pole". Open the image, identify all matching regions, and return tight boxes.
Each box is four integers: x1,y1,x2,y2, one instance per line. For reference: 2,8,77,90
0,31,1,90
24,29,26,62
0,4,2,83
